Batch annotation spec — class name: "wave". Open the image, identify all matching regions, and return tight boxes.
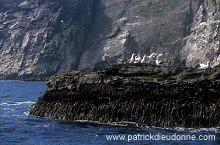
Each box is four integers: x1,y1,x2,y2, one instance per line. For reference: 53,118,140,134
169,127,220,133
0,101,35,106
71,120,220,133
0,80,21,82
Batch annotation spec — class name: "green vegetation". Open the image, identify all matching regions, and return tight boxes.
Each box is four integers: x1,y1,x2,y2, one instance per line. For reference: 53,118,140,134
214,13,220,20
203,0,220,20
205,0,220,13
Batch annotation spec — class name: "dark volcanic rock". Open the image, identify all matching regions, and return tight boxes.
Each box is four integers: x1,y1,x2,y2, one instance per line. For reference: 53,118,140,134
30,64,220,128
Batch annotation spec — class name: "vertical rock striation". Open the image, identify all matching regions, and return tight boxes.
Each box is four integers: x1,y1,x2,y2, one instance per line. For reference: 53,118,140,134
29,64,220,128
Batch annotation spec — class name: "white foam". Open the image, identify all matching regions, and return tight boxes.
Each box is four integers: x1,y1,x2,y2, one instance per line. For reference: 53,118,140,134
0,101,35,106
2,108,15,111
23,111,29,116
72,120,220,133
161,126,220,133
0,80,20,82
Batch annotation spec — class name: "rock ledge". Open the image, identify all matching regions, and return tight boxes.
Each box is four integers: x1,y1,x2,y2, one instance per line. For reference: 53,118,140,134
29,64,220,128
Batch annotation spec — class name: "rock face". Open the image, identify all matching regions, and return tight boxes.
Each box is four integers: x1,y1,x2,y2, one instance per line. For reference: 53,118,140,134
181,2,220,67
30,64,220,128
0,0,94,79
0,0,219,79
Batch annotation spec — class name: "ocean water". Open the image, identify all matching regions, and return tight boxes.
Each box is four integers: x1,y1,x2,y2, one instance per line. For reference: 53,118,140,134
0,81,220,145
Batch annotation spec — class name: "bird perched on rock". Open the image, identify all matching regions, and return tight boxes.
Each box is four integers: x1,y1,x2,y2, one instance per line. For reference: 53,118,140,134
134,55,142,63
127,53,136,63
156,59,165,66
147,53,157,64
156,53,165,58
141,54,148,63
198,61,211,69
155,53,165,66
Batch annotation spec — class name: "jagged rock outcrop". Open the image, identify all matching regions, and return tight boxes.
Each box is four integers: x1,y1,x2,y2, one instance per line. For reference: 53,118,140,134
181,1,220,67
30,64,220,128
0,0,219,79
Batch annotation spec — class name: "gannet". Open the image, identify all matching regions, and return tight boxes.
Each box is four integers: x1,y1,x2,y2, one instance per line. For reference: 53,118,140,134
127,53,136,63
155,53,165,66
134,55,142,63
198,61,211,69
156,53,165,58
147,53,157,63
156,59,165,66
141,55,147,63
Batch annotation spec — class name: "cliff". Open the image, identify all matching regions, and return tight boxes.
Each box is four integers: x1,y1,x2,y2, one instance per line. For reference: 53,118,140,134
29,64,220,128
0,0,219,79
0,0,94,79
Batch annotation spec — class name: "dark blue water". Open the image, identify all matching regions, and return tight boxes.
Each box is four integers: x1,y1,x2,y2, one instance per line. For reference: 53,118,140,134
0,81,220,145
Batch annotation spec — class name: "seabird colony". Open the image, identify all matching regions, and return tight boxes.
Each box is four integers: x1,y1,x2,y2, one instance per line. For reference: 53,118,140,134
127,53,211,69
127,53,165,65
134,55,142,63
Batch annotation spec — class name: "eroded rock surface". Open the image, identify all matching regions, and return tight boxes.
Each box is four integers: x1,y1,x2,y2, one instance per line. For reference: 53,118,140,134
30,64,220,128
0,0,94,79
0,0,219,79
181,2,220,67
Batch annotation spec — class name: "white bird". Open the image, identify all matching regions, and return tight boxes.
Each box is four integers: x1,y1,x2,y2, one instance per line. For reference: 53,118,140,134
127,53,136,63
134,55,142,63
198,61,211,69
147,53,157,63
141,55,148,63
156,53,165,58
155,53,165,66
156,59,165,66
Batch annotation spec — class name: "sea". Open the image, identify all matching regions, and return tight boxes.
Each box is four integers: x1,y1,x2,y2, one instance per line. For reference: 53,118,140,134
0,80,220,145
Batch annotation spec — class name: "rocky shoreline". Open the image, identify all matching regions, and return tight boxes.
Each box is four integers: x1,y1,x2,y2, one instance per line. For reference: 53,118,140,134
29,64,220,128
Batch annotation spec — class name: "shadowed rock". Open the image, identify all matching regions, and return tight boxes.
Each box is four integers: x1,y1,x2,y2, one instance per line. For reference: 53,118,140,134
29,64,220,128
